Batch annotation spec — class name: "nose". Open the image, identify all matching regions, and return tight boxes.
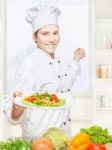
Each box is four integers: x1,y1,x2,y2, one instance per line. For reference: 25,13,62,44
49,34,55,43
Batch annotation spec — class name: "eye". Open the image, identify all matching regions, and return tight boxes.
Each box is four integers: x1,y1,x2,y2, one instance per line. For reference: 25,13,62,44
41,32,49,35
54,31,59,35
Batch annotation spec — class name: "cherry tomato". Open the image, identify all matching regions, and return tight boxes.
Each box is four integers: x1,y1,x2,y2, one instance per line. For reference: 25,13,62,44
26,96,36,102
51,94,59,103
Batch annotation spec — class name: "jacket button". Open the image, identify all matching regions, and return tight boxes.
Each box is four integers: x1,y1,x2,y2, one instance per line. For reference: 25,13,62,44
68,89,70,91
68,118,71,122
65,73,67,76
58,75,61,78
49,62,52,65
64,122,66,125
58,60,61,63
61,91,63,93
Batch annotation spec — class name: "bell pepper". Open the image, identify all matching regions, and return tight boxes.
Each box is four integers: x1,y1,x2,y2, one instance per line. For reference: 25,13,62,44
68,132,91,150
87,143,106,150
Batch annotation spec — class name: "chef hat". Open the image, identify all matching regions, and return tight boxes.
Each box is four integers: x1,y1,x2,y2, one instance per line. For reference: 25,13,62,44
26,4,60,33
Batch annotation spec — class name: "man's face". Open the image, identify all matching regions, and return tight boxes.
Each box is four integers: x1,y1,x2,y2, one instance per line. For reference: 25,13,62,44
33,24,60,55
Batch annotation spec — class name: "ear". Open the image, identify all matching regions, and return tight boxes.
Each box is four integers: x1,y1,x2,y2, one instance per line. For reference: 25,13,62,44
32,33,36,41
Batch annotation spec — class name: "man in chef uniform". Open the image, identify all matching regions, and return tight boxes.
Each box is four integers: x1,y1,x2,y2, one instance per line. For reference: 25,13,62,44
4,4,85,140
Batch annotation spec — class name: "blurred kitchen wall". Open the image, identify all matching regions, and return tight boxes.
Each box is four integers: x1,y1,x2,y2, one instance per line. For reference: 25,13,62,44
95,0,112,19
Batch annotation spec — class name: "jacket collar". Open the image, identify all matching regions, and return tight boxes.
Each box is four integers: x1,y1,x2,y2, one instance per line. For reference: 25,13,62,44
34,47,58,64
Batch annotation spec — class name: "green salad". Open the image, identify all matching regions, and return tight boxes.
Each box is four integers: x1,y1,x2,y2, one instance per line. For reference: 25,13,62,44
0,138,31,150
22,92,65,107
80,125,112,144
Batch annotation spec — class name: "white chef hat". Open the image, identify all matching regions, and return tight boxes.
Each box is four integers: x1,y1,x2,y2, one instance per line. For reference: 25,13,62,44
26,4,60,33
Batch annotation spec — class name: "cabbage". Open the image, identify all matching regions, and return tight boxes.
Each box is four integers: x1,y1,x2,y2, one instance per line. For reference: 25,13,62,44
43,127,69,149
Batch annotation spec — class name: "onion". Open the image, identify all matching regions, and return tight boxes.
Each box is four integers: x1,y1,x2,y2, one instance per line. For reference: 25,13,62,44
32,138,54,150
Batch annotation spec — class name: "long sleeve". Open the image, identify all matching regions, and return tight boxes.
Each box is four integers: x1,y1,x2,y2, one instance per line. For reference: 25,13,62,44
57,59,80,92
3,58,37,125
3,95,26,125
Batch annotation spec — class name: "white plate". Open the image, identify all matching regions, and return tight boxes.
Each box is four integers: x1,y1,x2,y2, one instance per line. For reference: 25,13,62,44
14,92,74,110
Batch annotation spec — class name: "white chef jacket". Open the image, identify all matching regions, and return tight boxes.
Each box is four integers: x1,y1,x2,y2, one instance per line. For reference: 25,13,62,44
4,47,80,140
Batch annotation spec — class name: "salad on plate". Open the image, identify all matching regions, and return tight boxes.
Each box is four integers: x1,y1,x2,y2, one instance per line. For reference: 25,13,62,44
22,92,65,107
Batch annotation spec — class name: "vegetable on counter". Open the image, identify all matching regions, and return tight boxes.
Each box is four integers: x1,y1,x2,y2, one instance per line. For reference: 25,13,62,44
87,143,106,150
80,125,112,144
43,127,69,150
68,132,91,150
32,138,54,150
0,138,31,150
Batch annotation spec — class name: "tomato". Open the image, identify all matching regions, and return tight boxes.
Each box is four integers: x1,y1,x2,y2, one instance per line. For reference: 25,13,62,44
87,144,106,150
51,94,59,103
26,96,36,102
32,138,54,150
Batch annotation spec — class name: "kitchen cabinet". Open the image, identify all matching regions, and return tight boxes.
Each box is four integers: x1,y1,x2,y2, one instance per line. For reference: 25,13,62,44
93,0,112,133
93,19,112,134
95,19,112,105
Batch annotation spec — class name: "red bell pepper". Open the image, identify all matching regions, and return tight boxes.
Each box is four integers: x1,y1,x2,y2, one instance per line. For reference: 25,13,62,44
87,143,106,150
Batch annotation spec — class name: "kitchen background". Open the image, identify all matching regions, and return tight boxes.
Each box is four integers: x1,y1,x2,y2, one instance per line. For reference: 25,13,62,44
0,0,112,140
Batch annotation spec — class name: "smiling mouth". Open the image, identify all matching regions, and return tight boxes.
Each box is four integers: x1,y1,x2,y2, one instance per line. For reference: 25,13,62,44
46,44,56,46
46,44,57,48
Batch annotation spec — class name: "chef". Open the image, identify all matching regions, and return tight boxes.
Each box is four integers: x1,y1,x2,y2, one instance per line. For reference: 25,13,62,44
4,4,85,140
